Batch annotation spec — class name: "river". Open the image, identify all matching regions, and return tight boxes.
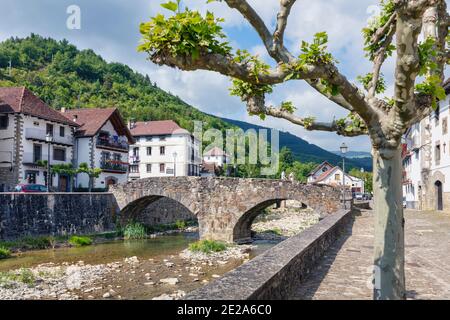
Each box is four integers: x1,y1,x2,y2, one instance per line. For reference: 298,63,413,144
0,232,278,300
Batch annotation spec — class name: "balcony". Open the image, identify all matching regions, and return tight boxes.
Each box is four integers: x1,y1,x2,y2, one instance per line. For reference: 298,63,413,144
100,160,128,173
129,155,140,164
96,136,129,152
25,128,73,146
22,152,69,167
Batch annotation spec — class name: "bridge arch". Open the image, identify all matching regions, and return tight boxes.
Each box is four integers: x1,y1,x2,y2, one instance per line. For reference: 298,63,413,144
110,177,342,243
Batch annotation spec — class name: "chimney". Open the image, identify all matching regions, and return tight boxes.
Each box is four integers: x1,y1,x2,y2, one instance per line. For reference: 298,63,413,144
73,115,78,122
61,107,66,113
128,119,136,129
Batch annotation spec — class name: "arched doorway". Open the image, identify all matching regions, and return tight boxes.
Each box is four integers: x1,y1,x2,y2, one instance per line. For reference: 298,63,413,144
435,180,443,211
105,177,118,190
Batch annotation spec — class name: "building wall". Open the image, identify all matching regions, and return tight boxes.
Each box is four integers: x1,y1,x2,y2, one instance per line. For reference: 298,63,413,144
307,163,334,183
74,120,130,190
0,113,17,191
19,115,74,189
129,133,201,179
203,154,228,167
402,92,450,211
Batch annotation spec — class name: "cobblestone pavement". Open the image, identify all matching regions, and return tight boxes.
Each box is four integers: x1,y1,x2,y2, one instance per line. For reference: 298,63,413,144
291,209,450,300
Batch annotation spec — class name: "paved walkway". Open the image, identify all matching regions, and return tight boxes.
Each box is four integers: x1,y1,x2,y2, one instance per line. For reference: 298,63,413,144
291,209,450,300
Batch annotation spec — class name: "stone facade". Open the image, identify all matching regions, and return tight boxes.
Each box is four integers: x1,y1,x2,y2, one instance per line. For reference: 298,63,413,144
110,177,342,243
0,193,116,240
184,209,353,300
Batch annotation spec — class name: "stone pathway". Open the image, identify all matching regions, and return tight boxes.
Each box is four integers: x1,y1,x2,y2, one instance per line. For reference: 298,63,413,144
291,209,450,300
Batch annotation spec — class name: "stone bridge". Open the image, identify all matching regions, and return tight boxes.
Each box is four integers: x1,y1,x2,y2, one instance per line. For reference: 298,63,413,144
110,177,341,243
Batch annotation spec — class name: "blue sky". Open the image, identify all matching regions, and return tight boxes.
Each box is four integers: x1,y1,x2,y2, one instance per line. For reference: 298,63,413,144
0,0,417,153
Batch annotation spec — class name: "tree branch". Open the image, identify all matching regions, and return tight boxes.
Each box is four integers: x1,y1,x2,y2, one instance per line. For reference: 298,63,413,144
273,0,297,55
150,50,327,84
245,95,368,137
369,22,396,98
370,12,397,46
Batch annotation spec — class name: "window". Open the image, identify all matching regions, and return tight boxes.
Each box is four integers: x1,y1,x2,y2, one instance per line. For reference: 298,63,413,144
434,106,440,126
53,148,66,161
101,151,111,164
33,144,42,163
147,147,152,156
130,165,139,173
133,147,139,156
46,123,54,135
59,126,65,137
160,146,165,155
33,121,39,126
160,163,165,173
435,142,441,165
147,164,152,173
322,167,328,172
113,153,121,162
0,115,8,129
443,117,448,135
335,174,341,181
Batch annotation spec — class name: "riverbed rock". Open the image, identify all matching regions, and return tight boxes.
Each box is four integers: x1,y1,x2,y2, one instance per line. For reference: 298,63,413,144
159,278,179,285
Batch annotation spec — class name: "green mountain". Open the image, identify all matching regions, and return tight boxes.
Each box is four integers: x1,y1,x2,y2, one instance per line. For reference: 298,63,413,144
0,34,372,171
0,34,231,133
221,117,373,171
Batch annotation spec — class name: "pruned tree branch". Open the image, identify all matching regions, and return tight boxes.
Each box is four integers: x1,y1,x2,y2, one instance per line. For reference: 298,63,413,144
245,95,368,137
369,22,396,98
150,50,326,84
273,0,297,55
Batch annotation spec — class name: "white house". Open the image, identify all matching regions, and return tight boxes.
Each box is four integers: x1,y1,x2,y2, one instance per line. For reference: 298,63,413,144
61,108,134,190
0,87,78,191
128,120,201,179
203,147,229,167
401,78,450,211
307,161,365,193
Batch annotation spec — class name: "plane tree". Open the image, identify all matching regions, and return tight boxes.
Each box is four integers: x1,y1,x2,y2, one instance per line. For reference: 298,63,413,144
138,0,449,299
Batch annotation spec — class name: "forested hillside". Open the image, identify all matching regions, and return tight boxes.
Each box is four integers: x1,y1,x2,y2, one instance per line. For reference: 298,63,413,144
0,34,231,133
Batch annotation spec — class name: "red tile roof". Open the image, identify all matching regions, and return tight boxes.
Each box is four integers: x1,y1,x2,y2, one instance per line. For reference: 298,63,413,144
0,87,78,126
307,161,334,177
130,120,190,136
61,108,134,142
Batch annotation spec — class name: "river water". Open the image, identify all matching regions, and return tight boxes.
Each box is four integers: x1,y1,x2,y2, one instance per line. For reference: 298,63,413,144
0,233,278,299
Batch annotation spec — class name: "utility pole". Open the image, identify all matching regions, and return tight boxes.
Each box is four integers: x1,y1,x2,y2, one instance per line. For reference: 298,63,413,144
8,59,12,76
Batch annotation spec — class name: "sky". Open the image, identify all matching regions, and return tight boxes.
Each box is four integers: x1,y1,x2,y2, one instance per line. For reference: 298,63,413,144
0,0,415,153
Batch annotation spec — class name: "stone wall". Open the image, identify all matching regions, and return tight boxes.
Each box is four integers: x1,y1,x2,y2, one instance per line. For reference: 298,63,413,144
0,193,117,240
184,209,353,300
120,197,196,226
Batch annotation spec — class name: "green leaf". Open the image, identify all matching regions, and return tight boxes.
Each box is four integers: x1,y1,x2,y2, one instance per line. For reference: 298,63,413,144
161,1,178,12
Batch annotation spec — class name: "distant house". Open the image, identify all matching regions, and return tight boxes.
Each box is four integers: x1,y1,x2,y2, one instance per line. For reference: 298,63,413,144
203,146,229,167
128,120,201,179
200,162,223,177
307,161,364,193
61,108,134,190
0,87,79,191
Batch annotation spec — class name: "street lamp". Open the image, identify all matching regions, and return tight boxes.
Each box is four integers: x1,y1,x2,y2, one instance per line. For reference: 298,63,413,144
45,133,53,192
340,142,348,209
173,151,178,177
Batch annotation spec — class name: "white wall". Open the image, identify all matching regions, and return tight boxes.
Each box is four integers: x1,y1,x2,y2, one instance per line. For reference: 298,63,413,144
0,113,15,167
129,133,201,179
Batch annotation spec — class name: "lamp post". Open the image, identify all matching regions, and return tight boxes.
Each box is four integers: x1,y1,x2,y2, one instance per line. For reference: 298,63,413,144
45,133,53,192
173,151,178,177
340,142,348,209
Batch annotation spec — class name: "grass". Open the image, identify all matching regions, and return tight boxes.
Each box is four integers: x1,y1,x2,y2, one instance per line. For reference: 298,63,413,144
0,236,56,251
188,240,227,254
0,247,11,259
262,228,283,236
68,236,93,247
123,222,147,240
0,268,35,286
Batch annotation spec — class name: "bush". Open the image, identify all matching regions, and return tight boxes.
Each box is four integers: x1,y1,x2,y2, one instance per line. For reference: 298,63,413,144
123,223,147,240
175,220,186,230
69,236,93,247
0,247,11,259
189,240,227,254
0,269,35,286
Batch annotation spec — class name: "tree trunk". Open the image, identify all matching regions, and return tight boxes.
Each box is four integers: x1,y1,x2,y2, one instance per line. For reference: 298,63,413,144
372,146,406,300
